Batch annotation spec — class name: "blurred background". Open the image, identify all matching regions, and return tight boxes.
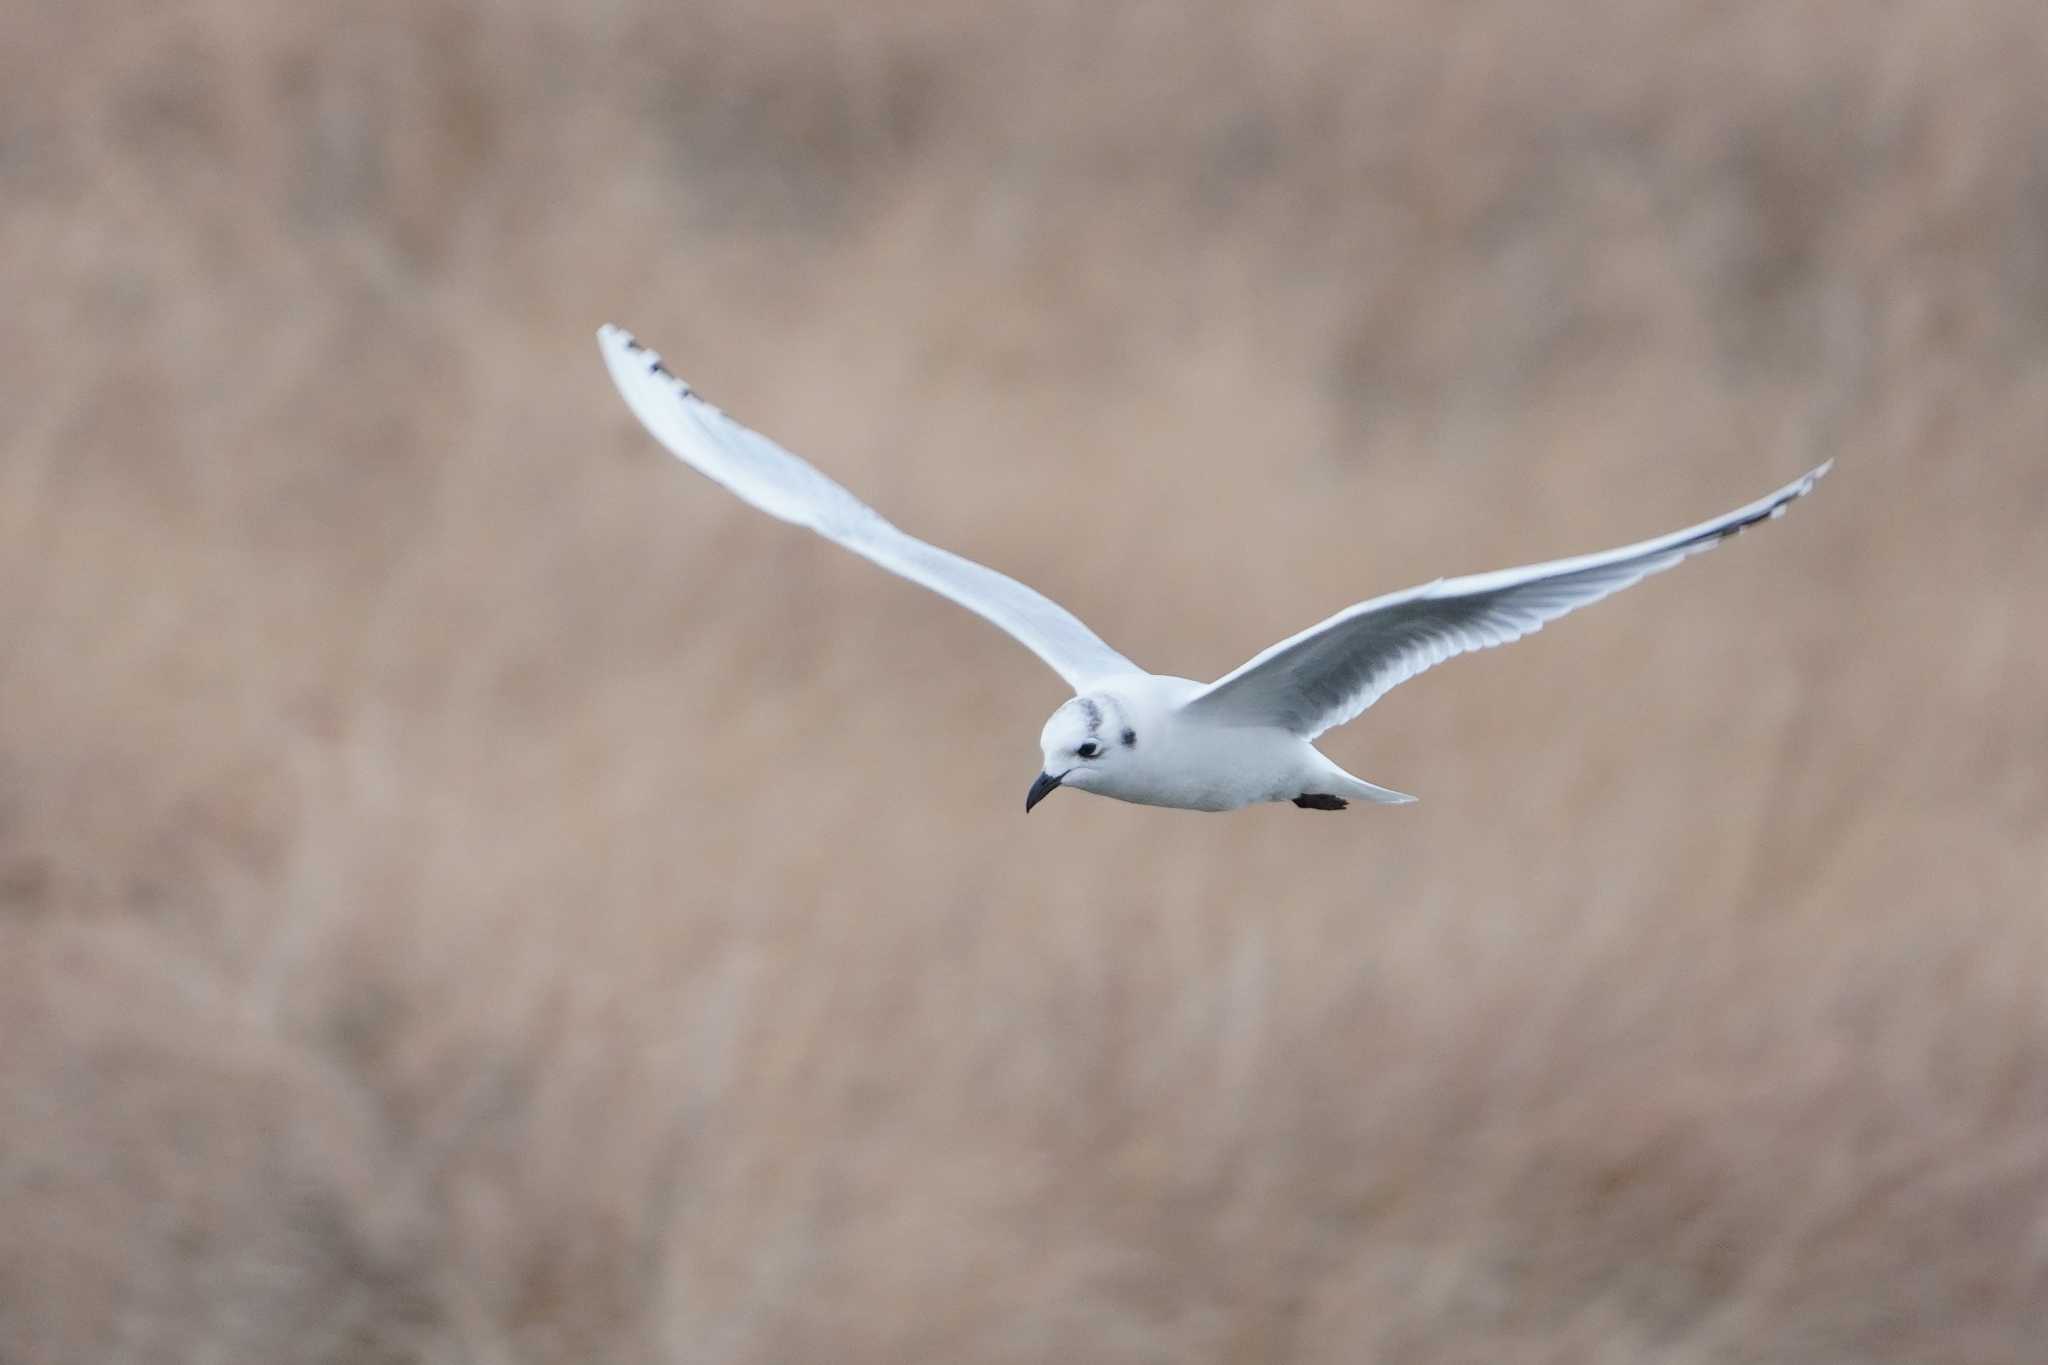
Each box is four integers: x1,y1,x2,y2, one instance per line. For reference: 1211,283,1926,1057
3,1,2044,1361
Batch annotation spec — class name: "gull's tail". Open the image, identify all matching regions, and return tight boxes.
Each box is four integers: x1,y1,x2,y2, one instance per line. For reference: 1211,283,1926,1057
1337,774,1419,805
1308,753,1418,807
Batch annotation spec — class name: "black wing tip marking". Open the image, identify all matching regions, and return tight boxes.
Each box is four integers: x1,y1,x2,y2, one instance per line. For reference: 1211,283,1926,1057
601,324,698,399
1292,793,1349,811
1695,460,1832,551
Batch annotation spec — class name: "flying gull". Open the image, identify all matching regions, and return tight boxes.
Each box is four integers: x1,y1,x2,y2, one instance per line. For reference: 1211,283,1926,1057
598,325,1829,814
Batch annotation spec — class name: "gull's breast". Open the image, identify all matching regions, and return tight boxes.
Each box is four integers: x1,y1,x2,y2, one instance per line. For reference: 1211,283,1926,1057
1103,716,1310,812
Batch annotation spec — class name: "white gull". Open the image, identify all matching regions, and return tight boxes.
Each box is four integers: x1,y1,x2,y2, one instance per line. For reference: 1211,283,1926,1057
598,324,1829,814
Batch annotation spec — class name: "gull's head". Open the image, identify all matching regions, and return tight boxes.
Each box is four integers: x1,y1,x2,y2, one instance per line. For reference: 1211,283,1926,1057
1026,694,1134,812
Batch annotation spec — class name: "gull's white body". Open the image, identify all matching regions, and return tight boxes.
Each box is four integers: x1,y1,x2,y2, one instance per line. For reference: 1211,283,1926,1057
1034,675,1411,812
598,324,1830,814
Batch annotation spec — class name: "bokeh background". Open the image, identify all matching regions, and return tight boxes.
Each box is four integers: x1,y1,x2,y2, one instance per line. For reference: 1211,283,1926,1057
4,2,2045,1361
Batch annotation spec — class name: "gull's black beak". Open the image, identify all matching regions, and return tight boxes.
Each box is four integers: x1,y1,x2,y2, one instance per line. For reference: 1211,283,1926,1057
1025,770,1064,813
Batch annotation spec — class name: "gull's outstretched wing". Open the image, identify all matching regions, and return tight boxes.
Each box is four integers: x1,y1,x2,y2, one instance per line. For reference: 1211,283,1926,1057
599,325,1137,691
1182,463,1831,739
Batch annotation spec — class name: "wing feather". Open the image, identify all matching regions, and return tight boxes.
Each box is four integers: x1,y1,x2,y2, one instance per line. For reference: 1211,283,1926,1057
1182,463,1831,738
598,325,1137,691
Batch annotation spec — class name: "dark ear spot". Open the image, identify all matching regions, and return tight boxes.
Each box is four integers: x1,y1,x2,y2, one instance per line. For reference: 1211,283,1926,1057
1121,727,1137,748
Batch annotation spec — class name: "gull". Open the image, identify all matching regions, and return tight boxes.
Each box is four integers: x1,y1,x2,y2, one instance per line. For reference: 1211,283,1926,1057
598,325,1830,814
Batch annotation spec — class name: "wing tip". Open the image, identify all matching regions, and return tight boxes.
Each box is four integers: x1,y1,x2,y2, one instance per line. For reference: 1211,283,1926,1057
597,322,645,360
1714,458,1833,541
597,323,694,397
1763,458,1833,522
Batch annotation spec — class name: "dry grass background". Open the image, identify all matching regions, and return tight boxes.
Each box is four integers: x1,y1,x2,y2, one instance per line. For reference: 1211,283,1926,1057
2,1,2045,1360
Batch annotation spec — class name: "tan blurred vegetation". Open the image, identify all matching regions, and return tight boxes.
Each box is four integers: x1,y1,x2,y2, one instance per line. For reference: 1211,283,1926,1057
3,1,2045,1360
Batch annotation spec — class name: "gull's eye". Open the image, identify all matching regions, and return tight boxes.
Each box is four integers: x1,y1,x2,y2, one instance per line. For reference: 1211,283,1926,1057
1076,741,1102,760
